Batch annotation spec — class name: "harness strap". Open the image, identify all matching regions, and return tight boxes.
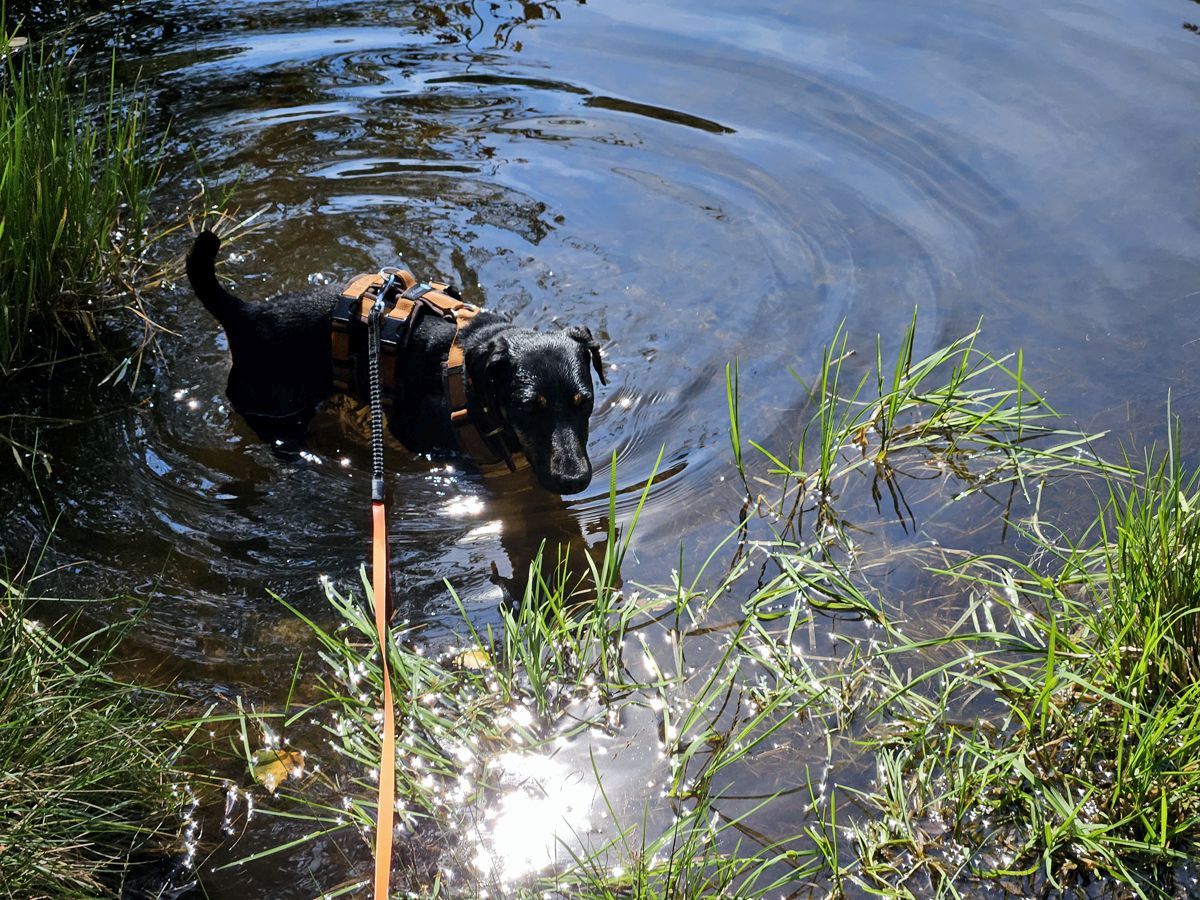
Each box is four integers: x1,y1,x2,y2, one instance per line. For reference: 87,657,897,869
443,304,510,467
332,271,520,472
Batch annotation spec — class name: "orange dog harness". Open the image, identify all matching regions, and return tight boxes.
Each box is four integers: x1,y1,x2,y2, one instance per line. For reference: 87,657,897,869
331,268,522,472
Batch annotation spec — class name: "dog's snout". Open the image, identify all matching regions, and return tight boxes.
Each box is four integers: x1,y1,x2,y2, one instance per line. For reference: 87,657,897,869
547,427,592,494
549,452,591,494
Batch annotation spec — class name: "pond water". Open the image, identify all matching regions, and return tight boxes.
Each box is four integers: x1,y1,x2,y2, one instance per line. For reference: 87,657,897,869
4,0,1200,895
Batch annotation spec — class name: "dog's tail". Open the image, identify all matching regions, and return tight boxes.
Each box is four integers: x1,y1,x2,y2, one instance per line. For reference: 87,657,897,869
186,230,245,324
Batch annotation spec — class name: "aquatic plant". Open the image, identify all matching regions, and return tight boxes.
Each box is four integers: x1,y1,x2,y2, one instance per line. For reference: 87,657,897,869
0,25,165,374
725,311,1113,539
844,421,1200,897
718,321,1200,896
0,557,190,897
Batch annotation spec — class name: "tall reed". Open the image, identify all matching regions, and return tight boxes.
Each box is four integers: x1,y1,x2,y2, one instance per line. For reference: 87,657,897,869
0,30,159,373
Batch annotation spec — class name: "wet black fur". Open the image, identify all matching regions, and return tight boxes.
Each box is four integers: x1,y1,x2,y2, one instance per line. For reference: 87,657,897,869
185,230,605,495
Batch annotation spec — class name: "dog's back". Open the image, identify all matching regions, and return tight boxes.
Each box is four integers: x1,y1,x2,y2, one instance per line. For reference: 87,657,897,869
187,231,338,428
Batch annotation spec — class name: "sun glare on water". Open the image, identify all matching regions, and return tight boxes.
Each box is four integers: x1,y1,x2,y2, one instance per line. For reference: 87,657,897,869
471,749,596,883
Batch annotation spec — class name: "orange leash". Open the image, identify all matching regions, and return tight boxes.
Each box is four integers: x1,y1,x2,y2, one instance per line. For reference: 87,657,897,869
366,277,397,898
371,501,395,899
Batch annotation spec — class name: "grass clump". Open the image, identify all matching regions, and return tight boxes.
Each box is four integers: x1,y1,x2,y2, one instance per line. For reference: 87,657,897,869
0,26,161,375
843,425,1200,896
0,563,189,897
259,532,831,897
728,312,1108,537
1101,431,1200,694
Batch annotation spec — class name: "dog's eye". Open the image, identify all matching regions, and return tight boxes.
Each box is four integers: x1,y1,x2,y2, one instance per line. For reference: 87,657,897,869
518,396,544,413
574,392,591,408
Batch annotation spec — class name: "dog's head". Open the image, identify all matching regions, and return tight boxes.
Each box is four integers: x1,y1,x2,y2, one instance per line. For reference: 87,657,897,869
476,326,606,495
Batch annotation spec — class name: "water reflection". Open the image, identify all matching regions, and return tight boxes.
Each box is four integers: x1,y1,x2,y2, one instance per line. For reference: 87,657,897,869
415,0,586,49
15,0,586,52
422,463,620,607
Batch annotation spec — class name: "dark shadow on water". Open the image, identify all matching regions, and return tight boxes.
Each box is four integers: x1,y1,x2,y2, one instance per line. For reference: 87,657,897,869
584,95,736,135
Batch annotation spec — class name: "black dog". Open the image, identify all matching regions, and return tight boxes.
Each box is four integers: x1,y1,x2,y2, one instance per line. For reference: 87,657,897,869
185,231,605,495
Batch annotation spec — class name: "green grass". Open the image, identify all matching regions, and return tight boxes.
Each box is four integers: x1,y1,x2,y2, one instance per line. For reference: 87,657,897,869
244,315,1200,898
250,520,831,896
845,419,1200,897
0,26,167,374
0,557,190,897
726,312,1112,538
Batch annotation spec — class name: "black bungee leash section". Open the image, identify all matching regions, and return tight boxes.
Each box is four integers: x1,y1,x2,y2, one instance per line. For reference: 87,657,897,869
367,272,399,503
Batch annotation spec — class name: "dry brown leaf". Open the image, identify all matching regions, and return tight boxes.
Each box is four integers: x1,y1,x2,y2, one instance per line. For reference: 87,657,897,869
453,648,492,670
251,748,305,794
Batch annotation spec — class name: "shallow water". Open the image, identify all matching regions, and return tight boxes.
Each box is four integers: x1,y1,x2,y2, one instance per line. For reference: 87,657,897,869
5,0,1200,894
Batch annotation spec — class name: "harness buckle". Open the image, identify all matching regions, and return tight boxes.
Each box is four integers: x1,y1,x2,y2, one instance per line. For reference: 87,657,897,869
402,282,435,301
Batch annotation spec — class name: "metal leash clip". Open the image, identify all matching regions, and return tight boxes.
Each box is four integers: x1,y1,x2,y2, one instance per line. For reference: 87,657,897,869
375,270,400,310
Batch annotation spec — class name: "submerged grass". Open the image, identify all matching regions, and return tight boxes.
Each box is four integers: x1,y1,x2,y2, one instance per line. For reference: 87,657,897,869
729,312,1114,539
244,315,1200,898
0,556,189,897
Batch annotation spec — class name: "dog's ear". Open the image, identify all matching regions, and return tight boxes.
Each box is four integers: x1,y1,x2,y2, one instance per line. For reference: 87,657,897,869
567,326,607,386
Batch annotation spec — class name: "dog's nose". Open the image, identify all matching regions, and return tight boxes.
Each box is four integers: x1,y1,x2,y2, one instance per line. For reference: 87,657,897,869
554,470,592,495
548,451,591,494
